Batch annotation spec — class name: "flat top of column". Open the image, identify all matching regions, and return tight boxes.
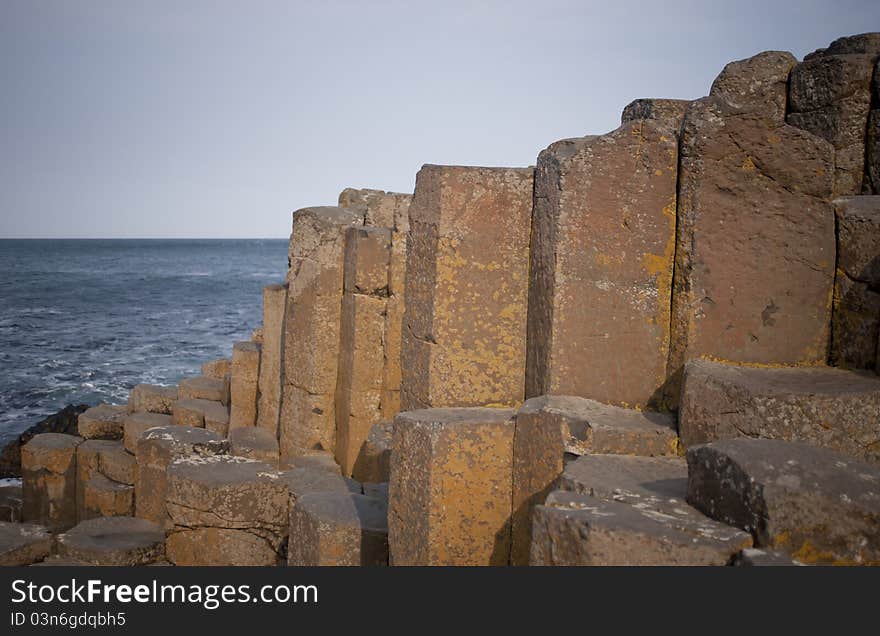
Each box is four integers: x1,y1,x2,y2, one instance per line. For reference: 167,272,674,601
419,163,534,175
292,205,365,226
24,432,82,451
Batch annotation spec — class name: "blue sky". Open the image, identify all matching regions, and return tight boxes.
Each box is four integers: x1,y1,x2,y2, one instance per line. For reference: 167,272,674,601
1,1,878,238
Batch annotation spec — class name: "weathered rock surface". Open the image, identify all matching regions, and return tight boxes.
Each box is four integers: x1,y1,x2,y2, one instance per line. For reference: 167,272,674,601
76,439,123,521
0,521,53,566
77,404,127,440
0,404,86,478
869,63,880,193
667,52,835,407
788,52,875,196
97,443,137,485
621,98,690,126
335,226,391,476
256,283,287,436
165,455,287,565
280,452,342,475
178,375,227,404
530,490,751,566
81,473,134,519
352,421,392,484
22,433,82,532
201,358,231,380
135,426,226,526
127,384,178,415
0,484,23,522
172,398,228,430
390,408,515,565
123,412,172,454
58,517,164,566
526,121,678,408
401,165,533,410
230,341,261,429
832,196,880,369
679,359,880,463
281,206,364,456
510,396,679,565
687,438,880,564
229,426,279,465
277,466,361,502
288,492,388,566
732,548,803,566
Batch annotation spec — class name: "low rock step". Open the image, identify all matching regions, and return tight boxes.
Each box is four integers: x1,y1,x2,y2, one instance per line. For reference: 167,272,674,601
288,492,388,566
82,474,134,519
98,443,137,485
0,483,23,522
280,452,342,475
686,438,880,565
127,384,178,415
352,421,392,483
201,358,231,380
32,555,93,566
171,398,228,431
165,455,287,566
76,439,127,522
178,375,228,404
123,412,173,453
0,521,53,566
530,490,752,566
57,517,165,566
277,467,361,503
732,548,803,566
78,404,127,440
229,427,279,465
679,359,880,463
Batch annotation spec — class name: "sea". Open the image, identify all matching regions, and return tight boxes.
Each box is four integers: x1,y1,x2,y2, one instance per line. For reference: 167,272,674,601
0,239,289,445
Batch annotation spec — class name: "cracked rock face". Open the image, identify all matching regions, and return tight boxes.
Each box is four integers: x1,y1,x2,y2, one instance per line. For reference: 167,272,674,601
0,521,53,566
77,404,127,440
686,438,880,564
165,455,288,566
256,284,287,437
401,165,534,411
832,196,880,369
127,384,178,415
666,52,835,408
22,433,83,532
58,517,164,566
230,341,261,429
530,490,751,566
351,421,392,484
123,412,172,453
679,359,880,463
389,408,515,566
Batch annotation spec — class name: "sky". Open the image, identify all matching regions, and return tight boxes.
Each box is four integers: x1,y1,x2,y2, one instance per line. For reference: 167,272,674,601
1,1,878,238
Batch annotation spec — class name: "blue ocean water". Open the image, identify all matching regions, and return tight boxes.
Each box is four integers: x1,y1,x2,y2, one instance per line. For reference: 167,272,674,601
0,239,289,444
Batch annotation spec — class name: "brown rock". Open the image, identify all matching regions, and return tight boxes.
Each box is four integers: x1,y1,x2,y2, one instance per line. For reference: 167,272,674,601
832,196,880,368
229,426,279,465
279,452,342,475
229,341,261,429
22,433,82,532
281,207,364,456
0,404,86,479
171,398,228,430
201,358,231,380
805,33,880,59
0,484,23,522
389,408,515,565
352,421,392,483
338,187,410,228
256,283,287,436
77,404,127,440
127,384,178,415
525,120,678,408
709,51,796,121
335,226,391,476
31,555,92,566
686,438,880,564
58,517,164,566
75,439,122,521
868,104,880,194
288,492,388,566
401,165,533,410
732,548,803,566
667,56,835,408
134,426,226,526
787,53,876,195
277,466,361,502
621,98,690,126
178,375,227,404
165,455,287,565
0,521,53,566
97,444,137,485
529,490,751,566
679,359,880,463
510,396,678,565
81,474,134,519
123,412,172,454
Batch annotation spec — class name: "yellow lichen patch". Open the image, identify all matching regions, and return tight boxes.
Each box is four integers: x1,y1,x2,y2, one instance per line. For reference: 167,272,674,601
741,156,756,171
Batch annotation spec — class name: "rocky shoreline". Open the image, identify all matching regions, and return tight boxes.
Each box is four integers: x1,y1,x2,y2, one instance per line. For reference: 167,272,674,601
2,32,880,567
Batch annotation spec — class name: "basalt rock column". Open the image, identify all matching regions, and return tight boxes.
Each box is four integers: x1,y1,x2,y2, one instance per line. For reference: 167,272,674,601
666,52,836,408
281,206,364,457
389,408,515,565
401,165,533,410
335,226,392,476
21,433,82,532
525,119,679,408
229,341,261,429
831,196,880,369
256,284,287,436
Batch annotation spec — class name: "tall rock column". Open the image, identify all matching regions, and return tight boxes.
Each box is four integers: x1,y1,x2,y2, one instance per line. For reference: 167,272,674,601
256,284,287,436
229,341,261,429
280,206,364,457
401,165,533,410
525,117,680,409
666,51,836,408
335,226,392,477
